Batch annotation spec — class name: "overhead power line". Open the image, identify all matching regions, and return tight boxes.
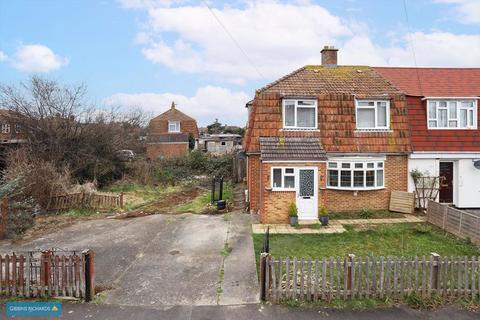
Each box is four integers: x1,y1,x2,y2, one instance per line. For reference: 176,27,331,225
402,0,423,96
201,0,266,81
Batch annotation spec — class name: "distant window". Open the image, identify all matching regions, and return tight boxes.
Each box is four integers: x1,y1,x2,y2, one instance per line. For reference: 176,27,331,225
168,121,180,133
427,100,477,129
1,123,10,134
221,141,226,146
356,100,390,130
282,99,317,130
14,124,21,133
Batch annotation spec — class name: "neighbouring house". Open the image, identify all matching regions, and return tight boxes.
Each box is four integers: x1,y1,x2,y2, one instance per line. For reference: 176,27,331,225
244,46,412,224
375,68,480,208
198,133,242,155
0,109,26,145
146,102,199,159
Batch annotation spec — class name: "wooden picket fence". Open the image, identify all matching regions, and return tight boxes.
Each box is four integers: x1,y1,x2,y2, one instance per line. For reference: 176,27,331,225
0,250,95,300
48,192,123,211
261,253,480,302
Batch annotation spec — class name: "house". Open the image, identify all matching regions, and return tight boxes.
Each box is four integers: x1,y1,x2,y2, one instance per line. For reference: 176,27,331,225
375,67,480,208
0,109,26,145
244,46,412,224
146,102,199,159
198,133,242,155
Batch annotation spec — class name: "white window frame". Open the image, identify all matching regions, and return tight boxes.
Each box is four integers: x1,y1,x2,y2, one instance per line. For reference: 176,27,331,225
427,99,477,130
1,123,10,134
271,167,296,191
168,120,181,133
282,99,318,130
327,160,385,191
355,99,390,130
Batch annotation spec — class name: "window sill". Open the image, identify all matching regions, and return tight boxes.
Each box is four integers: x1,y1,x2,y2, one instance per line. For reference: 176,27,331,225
354,129,392,133
327,186,385,191
270,188,296,192
427,127,477,130
280,128,320,132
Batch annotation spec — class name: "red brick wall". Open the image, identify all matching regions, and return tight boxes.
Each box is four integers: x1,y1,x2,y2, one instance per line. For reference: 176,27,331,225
146,143,189,159
325,155,408,212
247,154,260,212
260,162,326,224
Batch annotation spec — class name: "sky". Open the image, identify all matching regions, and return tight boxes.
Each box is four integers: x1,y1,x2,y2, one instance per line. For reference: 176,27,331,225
0,0,479,126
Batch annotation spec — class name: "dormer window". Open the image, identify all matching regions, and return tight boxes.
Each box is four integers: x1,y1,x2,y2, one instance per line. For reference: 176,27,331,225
168,120,180,133
282,99,317,130
355,100,390,130
427,99,477,129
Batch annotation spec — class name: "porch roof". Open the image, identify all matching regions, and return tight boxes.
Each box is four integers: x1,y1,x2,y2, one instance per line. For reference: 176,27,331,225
259,137,327,161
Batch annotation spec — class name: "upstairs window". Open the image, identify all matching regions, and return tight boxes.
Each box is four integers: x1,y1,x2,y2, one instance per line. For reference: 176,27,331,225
427,100,477,129
1,123,10,134
283,99,317,130
168,120,180,133
356,100,390,130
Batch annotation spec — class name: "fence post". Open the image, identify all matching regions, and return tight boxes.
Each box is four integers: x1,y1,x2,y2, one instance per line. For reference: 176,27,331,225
0,197,8,239
120,192,124,209
430,252,440,291
347,254,355,292
41,250,52,296
260,252,269,301
83,250,95,302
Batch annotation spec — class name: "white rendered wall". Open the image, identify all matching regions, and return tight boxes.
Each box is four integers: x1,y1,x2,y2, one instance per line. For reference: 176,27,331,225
457,159,480,208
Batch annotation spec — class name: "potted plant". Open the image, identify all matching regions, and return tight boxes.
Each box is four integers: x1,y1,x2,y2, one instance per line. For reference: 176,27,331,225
318,206,329,226
288,202,298,226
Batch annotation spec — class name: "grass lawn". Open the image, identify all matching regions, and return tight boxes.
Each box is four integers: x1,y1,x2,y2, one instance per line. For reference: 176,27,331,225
253,223,480,261
328,209,405,220
176,182,234,214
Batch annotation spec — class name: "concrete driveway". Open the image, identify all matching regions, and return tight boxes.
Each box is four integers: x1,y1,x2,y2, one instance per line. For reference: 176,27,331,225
0,212,259,307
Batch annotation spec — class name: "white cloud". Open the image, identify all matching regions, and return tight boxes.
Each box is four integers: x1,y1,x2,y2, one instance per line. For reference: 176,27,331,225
0,51,7,61
435,0,480,24
12,44,69,73
103,86,250,126
124,0,480,83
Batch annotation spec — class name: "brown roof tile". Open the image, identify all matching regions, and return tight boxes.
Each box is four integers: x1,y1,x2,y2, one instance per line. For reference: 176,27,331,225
259,137,327,161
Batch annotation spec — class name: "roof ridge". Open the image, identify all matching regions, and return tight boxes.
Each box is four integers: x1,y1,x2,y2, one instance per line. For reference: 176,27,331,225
373,66,480,70
256,66,307,94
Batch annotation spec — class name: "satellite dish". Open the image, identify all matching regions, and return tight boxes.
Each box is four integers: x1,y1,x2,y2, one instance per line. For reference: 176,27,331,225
474,160,480,170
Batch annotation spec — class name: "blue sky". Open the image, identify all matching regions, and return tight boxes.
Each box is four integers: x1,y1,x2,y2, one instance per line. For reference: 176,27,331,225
0,0,479,126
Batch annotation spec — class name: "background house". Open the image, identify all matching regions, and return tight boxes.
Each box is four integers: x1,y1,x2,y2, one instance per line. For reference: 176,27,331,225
146,102,199,159
198,133,242,155
0,109,27,171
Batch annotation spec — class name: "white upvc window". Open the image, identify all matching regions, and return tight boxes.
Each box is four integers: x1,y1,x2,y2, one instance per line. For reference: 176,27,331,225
1,123,10,134
427,99,477,129
355,100,390,130
168,120,181,133
282,99,317,130
271,167,296,191
327,160,385,190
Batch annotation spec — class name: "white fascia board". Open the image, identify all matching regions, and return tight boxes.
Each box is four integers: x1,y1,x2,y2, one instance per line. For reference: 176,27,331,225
410,152,480,159
327,155,387,162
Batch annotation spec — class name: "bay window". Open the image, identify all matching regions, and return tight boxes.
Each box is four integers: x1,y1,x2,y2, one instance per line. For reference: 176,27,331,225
283,99,317,130
427,99,477,129
327,160,385,190
272,167,295,190
356,100,390,130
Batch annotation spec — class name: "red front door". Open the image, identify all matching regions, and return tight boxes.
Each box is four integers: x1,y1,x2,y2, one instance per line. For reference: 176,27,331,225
439,162,454,203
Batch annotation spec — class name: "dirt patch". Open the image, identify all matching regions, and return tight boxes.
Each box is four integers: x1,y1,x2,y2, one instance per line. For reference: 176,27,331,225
111,187,202,219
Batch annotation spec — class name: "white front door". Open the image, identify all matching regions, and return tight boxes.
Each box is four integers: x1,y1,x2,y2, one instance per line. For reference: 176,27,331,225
296,167,318,220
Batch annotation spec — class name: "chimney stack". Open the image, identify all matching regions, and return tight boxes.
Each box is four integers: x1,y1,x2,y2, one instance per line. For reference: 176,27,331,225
171,101,176,109
321,45,338,67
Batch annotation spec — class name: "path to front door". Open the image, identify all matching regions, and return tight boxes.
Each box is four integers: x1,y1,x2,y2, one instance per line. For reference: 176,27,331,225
296,167,318,220
439,162,454,203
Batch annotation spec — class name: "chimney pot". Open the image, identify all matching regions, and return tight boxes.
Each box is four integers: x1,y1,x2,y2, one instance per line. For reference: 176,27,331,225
321,45,338,67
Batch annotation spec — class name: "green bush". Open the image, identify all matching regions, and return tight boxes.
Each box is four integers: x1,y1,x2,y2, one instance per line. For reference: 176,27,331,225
288,203,298,217
0,178,35,238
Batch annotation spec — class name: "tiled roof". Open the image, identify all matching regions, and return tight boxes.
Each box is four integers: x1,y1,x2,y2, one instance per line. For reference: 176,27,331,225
151,107,196,122
259,137,327,161
147,133,189,143
374,67,480,97
258,66,402,98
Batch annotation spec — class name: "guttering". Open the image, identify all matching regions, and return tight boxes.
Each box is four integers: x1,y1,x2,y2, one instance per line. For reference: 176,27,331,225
421,96,480,100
